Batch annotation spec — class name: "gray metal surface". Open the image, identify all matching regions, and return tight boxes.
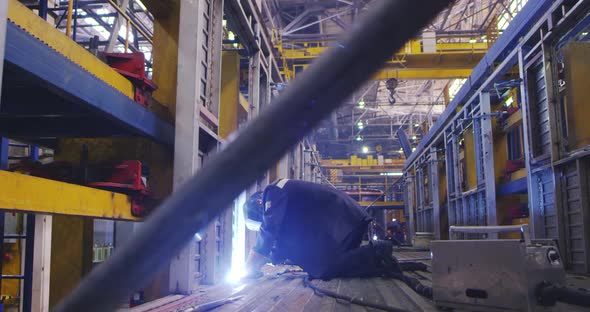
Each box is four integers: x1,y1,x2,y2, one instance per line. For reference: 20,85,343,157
526,55,552,160
432,239,565,311
558,160,589,274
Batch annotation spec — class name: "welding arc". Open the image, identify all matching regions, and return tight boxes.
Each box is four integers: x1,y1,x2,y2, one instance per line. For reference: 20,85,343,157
54,0,454,311
304,278,410,312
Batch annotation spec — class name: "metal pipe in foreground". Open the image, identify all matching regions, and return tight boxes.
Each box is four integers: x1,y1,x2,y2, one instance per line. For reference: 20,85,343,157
55,0,453,311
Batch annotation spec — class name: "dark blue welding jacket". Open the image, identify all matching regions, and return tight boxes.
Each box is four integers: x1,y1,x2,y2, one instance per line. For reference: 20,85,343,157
254,179,372,276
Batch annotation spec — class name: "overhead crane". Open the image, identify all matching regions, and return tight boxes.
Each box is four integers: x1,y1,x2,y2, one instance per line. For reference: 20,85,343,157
277,38,490,80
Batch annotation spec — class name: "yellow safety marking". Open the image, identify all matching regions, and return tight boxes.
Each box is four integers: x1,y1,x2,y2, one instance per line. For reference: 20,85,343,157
511,168,528,181
0,171,139,221
239,92,249,113
7,0,135,99
358,201,404,207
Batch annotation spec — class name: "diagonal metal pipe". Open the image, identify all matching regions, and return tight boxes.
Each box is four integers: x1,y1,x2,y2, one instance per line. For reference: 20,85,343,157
54,0,453,311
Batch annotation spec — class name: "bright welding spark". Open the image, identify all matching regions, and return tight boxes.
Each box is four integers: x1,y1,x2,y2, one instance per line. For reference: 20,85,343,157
226,268,246,284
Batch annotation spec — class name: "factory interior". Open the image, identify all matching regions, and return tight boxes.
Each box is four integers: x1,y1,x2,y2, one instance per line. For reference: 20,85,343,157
0,0,590,311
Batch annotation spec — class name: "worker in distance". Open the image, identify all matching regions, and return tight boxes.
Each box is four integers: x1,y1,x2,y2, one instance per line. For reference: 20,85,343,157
243,178,428,292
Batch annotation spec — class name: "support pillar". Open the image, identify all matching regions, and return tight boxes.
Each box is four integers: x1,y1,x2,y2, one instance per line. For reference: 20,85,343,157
479,92,497,226
106,0,131,52
31,215,52,312
171,0,224,292
430,149,441,240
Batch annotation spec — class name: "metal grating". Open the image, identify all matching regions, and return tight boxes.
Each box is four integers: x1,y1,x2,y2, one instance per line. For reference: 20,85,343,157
561,162,587,273
527,58,552,158
535,170,558,239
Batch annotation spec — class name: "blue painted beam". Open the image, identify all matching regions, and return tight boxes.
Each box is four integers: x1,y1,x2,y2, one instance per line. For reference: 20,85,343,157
396,128,412,158
3,22,174,147
405,0,554,168
498,177,528,196
0,138,8,170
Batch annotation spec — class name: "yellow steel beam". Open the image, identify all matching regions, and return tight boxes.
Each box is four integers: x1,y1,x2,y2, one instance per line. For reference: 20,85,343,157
7,0,135,99
358,201,404,207
0,171,139,221
279,40,487,80
279,40,488,60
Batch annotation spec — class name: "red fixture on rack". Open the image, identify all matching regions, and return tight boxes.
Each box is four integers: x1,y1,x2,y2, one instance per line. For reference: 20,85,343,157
101,52,157,107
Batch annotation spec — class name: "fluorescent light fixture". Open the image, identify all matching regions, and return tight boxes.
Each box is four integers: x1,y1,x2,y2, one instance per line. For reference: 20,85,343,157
504,96,514,107
582,32,589,36
362,146,369,153
380,172,403,176
469,39,476,43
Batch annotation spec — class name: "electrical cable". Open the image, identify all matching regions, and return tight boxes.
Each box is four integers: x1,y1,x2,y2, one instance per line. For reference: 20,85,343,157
304,278,411,312
54,1,453,311
537,282,590,308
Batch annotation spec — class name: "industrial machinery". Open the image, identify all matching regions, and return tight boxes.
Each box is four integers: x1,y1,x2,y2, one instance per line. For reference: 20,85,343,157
431,225,588,311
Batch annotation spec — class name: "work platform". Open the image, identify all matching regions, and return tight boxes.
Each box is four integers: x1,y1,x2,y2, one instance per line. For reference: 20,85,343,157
124,250,590,311
1,0,174,148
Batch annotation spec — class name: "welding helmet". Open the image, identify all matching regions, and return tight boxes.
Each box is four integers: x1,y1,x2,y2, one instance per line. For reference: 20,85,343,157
244,191,264,231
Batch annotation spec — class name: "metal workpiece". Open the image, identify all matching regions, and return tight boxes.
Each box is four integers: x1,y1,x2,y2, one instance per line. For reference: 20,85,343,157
432,237,566,311
54,1,453,311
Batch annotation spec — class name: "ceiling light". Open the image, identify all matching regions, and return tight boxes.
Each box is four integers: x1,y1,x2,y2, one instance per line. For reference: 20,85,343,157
412,135,417,140
362,146,369,153
399,148,403,153
358,99,365,108
414,123,420,127
412,147,416,152
582,32,589,36
469,39,476,43
357,121,364,129
356,136,363,141
380,172,403,176
392,218,397,222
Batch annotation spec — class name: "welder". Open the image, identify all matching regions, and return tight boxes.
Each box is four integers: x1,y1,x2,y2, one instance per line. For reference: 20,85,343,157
244,178,405,280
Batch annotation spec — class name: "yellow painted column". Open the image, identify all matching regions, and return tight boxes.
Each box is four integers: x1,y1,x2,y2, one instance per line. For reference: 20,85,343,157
463,127,478,190
149,2,180,114
219,51,240,139
563,43,590,150
52,138,173,304
49,215,93,309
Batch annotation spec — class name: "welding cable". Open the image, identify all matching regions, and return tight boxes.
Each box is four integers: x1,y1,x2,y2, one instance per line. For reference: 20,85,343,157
537,282,590,307
390,273,433,300
54,1,454,311
303,278,411,312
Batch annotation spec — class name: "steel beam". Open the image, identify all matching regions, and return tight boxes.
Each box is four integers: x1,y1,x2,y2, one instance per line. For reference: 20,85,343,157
105,0,130,52
480,92,497,229
169,0,204,294
0,0,6,109
0,171,138,220
430,149,441,239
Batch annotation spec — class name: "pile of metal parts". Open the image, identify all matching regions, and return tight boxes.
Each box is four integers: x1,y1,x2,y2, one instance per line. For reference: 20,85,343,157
432,225,590,311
